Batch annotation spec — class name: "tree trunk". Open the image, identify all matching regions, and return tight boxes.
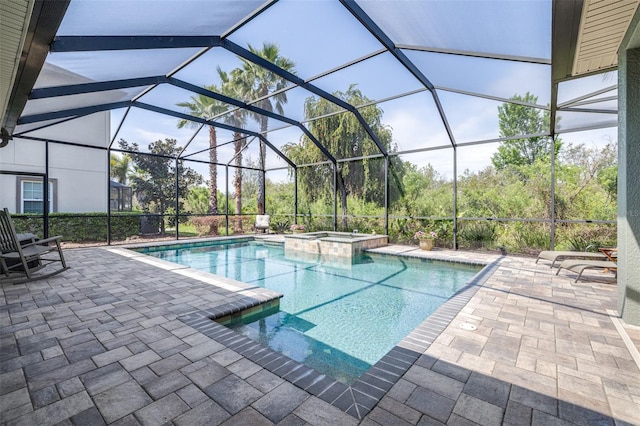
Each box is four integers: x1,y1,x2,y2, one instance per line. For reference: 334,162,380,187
234,134,244,231
159,200,166,235
337,171,348,229
257,117,267,214
208,126,218,215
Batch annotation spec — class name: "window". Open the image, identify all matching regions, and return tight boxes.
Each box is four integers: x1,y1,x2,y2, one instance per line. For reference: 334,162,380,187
109,181,133,212
19,179,55,214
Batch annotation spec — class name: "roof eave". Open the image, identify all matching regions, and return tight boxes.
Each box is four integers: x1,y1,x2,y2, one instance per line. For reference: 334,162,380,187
1,0,69,144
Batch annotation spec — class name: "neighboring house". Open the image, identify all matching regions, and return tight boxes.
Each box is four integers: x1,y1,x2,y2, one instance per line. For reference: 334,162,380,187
109,180,133,212
0,63,112,214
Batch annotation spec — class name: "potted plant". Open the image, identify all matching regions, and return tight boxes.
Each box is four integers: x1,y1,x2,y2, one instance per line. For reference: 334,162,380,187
414,230,437,251
290,223,306,234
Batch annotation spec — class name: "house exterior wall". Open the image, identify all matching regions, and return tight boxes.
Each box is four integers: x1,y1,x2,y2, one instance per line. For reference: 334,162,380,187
0,63,110,214
618,10,640,326
0,136,108,214
49,143,108,213
1,138,46,213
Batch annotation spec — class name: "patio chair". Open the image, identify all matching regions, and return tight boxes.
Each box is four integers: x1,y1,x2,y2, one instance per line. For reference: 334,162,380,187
555,259,617,283
0,208,68,283
254,215,270,234
535,250,607,268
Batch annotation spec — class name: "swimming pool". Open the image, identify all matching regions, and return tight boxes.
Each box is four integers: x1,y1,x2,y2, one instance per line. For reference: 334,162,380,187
139,240,480,383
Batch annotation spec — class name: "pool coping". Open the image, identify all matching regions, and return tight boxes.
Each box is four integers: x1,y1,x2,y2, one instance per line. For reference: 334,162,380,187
115,237,502,420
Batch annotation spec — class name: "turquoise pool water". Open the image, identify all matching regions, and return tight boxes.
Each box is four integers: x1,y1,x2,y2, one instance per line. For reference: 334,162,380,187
140,241,480,383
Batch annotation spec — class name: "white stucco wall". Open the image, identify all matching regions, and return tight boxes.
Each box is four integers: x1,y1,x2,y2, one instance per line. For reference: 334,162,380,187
0,137,108,213
0,63,110,214
24,111,110,148
0,138,45,213
0,175,18,211
49,143,107,212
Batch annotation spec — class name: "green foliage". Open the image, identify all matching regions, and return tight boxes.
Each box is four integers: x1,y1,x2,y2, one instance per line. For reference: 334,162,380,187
283,85,403,228
390,217,413,243
555,141,617,220
509,222,549,252
271,217,290,234
291,207,333,232
598,165,617,200
140,87,617,255
175,222,199,238
391,163,452,218
457,164,548,219
184,187,210,215
555,223,616,251
458,222,497,249
110,153,131,184
386,217,454,247
565,235,593,252
12,212,141,242
265,180,294,216
241,165,260,213
491,92,561,172
118,138,202,233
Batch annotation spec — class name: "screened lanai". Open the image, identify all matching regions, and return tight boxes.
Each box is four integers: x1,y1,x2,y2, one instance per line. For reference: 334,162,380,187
1,0,639,324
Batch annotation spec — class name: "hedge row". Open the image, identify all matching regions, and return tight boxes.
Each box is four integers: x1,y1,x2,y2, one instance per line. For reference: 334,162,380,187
11,212,143,242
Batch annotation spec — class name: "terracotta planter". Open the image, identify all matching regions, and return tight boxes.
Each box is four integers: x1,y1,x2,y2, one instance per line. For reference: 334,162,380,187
419,238,434,251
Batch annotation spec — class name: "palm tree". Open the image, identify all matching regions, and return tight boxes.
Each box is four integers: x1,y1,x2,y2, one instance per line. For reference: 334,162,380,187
218,67,248,230
177,86,227,214
234,42,295,214
110,153,131,184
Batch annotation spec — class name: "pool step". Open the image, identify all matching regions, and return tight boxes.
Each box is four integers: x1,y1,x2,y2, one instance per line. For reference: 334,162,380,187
254,235,285,246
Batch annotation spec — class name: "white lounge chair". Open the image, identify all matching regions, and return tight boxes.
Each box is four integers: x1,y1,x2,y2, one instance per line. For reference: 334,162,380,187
0,208,68,283
555,259,617,283
254,215,270,234
535,250,606,268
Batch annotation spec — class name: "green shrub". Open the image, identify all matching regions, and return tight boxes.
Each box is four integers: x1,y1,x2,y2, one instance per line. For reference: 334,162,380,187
458,221,497,249
271,218,290,234
390,217,412,244
11,212,141,242
556,224,616,251
565,236,592,252
507,222,549,252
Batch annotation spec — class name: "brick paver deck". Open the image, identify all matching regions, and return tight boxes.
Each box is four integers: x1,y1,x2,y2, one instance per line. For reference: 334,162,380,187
1,241,638,425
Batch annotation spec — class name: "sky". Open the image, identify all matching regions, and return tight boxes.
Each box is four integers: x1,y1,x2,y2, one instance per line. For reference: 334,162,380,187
22,0,619,186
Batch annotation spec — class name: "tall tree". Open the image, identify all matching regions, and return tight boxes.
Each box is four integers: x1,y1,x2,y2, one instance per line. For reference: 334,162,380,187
218,67,249,229
110,153,130,184
118,138,202,234
491,92,561,171
282,85,398,226
233,42,295,214
177,86,227,214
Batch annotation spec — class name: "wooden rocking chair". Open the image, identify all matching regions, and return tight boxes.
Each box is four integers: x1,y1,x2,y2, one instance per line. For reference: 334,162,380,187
0,208,68,283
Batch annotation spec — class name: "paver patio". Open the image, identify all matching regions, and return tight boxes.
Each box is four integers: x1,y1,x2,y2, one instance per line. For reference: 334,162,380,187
1,241,638,425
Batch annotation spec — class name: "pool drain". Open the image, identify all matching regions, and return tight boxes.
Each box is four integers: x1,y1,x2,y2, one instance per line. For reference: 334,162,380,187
459,322,478,331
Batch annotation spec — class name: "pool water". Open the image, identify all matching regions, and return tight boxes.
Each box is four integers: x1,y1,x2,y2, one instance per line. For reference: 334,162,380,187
142,241,480,383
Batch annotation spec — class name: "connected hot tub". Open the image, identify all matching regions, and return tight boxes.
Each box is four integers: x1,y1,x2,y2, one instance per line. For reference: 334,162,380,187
283,231,388,258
